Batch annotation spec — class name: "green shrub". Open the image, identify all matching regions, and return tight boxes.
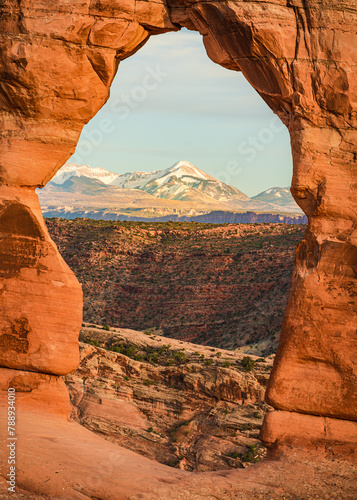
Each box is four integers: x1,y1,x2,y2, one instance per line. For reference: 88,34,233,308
102,325,110,331
149,353,158,364
126,346,136,357
147,427,153,433
85,339,99,347
109,346,123,353
205,359,213,366
222,361,231,368
242,445,260,463
242,356,255,371
123,375,129,381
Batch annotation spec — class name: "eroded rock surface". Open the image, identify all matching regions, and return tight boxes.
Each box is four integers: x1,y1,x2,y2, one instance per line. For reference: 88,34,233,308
0,0,356,496
66,326,272,471
0,186,82,375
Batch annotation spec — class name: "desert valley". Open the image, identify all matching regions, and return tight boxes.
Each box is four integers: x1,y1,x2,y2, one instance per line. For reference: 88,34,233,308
46,217,305,355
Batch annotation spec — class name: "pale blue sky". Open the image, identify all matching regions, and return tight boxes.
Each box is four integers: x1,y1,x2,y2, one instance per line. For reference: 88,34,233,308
70,29,293,197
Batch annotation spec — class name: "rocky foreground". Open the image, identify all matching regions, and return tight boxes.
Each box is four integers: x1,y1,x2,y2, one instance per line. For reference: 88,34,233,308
47,220,306,355
65,325,273,472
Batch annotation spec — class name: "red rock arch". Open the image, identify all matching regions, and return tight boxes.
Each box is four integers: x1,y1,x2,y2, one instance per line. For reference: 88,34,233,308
0,0,356,490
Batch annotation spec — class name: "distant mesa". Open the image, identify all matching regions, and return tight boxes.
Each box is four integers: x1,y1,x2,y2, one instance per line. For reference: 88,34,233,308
38,161,305,223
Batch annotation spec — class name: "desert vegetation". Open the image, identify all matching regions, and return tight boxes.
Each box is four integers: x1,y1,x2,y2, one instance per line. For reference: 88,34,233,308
65,324,273,472
47,219,305,355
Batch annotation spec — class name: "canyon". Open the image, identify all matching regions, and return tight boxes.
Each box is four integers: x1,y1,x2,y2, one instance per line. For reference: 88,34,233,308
67,325,273,472
0,0,356,498
47,219,306,355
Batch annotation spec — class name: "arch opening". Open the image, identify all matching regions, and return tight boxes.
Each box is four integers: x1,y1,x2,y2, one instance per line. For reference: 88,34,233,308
0,0,356,496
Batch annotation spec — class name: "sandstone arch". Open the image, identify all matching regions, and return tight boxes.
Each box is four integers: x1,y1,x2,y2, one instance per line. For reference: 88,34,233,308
0,0,356,496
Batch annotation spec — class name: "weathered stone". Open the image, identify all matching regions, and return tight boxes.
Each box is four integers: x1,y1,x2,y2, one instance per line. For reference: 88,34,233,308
0,368,71,417
0,186,82,375
0,0,356,494
261,410,357,464
65,327,272,471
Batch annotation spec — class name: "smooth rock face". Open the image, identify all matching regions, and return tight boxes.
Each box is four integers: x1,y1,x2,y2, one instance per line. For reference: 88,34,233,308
0,186,82,375
261,410,357,464
0,368,71,417
1,409,357,499
0,0,356,477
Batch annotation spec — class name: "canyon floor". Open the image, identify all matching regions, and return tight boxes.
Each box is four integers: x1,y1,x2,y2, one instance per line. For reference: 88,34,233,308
47,220,306,355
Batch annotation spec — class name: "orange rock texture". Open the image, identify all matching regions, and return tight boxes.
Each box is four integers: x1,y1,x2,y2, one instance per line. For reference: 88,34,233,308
0,186,82,376
67,326,273,472
0,0,356,496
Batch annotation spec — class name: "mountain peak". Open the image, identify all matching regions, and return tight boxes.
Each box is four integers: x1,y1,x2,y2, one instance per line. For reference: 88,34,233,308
167,161,216,181
49,161,250,202
251,186,295,208
52,163,120,186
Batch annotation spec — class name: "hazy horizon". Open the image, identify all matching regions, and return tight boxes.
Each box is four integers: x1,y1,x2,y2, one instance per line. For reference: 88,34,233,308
69,28,293,198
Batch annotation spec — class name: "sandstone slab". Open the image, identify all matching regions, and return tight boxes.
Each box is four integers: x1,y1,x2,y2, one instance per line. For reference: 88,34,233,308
0,408,356,499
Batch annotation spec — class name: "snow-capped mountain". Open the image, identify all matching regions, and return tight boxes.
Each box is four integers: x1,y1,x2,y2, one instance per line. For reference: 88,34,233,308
49,161,250,203
52,163,121,186
251,187,295,207
40,162,303,220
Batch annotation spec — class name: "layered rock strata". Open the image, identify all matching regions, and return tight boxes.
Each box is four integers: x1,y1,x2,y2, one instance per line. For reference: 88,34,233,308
0,0,356,496
47,219,305,353
66,326,273,471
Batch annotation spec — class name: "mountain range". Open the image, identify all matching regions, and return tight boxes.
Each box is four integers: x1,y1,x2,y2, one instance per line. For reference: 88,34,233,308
38,161,304,221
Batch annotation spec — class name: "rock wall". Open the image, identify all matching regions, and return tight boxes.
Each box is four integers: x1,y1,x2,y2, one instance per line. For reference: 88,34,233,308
0,0,356,477
67,326,273,471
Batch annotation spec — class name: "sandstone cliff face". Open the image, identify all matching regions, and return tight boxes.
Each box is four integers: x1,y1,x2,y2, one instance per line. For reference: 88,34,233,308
66,326,272,471
0,0,356,496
